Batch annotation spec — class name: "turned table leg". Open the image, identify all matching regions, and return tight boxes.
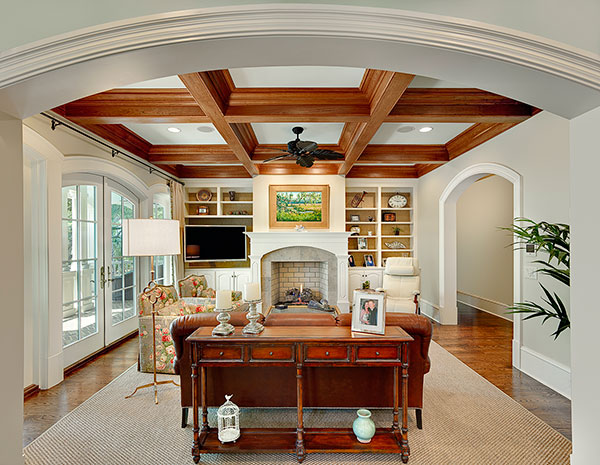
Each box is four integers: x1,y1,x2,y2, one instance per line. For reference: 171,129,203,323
296,363,306,463
191,345,200,464
401,343,410,463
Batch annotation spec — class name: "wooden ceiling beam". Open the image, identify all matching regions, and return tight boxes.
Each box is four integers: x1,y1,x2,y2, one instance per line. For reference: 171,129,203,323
338,71,415,175
257,163,342,175
178,71,258,176
415,163,442,177
346,165,418,178
358,145,449,164
446,122,518,160
60,89,210,124
77,123,151,160
148,145,239,164
177,165,252,178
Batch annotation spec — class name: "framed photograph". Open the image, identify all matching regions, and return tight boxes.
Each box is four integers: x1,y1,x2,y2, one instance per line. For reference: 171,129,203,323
357,237,367,250
197,205,209,215
348,255,356,267
364,254,375,266
352,290,386,335
269,185,330,229
350,214,360,222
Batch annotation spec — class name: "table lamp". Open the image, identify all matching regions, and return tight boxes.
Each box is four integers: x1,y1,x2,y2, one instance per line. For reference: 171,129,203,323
122,218,181,404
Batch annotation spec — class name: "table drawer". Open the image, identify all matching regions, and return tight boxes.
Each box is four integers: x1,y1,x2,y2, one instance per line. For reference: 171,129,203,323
200,345,243,361
305,345,349,361
356,346,399,361
251,345,294,361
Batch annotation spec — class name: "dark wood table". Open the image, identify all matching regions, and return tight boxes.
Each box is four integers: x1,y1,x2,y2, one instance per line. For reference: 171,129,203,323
187,325,413,463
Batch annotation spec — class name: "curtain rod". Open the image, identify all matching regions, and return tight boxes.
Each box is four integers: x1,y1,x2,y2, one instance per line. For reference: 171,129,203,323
40,112,184,186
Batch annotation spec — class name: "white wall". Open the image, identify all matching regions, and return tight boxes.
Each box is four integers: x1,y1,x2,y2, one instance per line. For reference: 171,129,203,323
0,113,25,465
252,175,346,232
569,105,600,465
417,111,571,395
457,175,514,319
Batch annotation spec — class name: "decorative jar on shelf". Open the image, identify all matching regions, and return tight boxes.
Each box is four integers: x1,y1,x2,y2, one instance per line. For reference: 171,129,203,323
352,409,376,443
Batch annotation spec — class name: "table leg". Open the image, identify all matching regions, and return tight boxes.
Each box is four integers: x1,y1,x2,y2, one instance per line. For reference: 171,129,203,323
401,343,410,463
191,345,200,464
296,363,306,463
201,366,208,432
393,365,399,434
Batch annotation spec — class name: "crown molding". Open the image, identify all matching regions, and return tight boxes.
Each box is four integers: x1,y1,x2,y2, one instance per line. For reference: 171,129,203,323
1,4,599,92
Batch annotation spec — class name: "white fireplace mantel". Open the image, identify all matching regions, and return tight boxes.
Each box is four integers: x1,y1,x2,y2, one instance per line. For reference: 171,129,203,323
246,232,351,312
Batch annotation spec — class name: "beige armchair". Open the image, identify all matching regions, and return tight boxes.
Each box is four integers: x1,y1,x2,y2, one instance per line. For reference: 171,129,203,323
377,257,420,314
177,274,216,298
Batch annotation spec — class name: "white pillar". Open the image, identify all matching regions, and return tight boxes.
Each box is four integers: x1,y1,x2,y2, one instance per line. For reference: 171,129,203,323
0,113,24,465
570,105,600,464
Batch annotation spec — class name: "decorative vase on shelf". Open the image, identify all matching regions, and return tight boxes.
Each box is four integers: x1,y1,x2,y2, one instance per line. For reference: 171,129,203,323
352,409,376,443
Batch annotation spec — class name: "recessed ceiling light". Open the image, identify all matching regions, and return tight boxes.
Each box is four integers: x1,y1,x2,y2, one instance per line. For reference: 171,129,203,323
167,127,181,133
396,126,415,133
419,126,433,133
197,126,215,133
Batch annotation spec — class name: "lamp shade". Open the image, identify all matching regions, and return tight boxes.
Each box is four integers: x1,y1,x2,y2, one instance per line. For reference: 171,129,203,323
122,219,181,257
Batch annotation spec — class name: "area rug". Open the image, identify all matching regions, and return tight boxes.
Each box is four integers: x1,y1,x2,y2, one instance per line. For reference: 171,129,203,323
24,342,571,464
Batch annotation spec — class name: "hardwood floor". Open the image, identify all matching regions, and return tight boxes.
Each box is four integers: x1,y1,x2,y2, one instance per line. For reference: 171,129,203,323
23,305,571,447
23,337,139,447
431,303,571,439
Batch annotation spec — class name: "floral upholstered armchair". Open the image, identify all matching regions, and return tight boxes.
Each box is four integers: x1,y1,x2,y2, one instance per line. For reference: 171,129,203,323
178,274,243,302
178,274,216,298
137,281,244,375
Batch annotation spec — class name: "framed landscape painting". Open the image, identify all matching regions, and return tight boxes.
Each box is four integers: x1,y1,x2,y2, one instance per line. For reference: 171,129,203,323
269,185,330,229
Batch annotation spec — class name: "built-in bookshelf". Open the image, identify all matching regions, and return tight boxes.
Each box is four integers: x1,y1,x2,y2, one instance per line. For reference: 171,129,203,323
345,184,415,268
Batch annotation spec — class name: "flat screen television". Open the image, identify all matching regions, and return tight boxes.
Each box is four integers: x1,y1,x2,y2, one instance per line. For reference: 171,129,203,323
184,225,247,262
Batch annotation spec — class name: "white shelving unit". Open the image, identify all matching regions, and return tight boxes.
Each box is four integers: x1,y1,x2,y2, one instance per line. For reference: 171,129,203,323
345,182,416,268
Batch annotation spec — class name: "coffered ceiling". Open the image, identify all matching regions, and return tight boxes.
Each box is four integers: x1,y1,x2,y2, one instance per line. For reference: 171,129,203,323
52,66,538,179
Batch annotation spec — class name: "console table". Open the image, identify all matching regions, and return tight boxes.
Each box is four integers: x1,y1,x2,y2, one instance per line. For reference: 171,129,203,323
187,325,413,463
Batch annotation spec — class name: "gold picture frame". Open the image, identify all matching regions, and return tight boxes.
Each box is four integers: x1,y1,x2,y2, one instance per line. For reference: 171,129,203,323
269,184,330,229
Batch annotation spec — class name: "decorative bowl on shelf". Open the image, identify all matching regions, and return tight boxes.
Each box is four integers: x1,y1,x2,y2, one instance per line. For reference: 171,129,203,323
384,241,406,249
196,189,212,201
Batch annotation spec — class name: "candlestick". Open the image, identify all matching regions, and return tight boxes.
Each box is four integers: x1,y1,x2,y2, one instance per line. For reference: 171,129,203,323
242,299,264,335
244,282,260,301
213,289,234,336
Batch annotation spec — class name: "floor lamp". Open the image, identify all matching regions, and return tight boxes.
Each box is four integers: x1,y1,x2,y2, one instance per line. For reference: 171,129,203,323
123,218,181,404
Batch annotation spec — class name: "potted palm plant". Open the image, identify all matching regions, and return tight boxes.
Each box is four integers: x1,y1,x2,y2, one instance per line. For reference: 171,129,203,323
503,218,570,338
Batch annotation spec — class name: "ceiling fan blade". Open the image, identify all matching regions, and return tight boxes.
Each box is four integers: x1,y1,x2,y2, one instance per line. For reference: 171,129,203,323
262,153,295,163
296,140,318,153
296,154,315,168
311,149,345,160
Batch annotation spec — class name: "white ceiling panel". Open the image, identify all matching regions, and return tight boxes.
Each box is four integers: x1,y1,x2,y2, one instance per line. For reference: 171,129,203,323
122,123,225,144
251,123,345,144
229,66,365,88
371,123,472,144
119,76,185,88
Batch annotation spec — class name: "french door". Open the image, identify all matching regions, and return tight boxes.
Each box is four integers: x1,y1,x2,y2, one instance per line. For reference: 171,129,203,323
62,174,140,366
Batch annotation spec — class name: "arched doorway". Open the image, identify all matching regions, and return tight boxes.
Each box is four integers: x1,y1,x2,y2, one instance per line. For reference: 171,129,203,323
439,163,522,367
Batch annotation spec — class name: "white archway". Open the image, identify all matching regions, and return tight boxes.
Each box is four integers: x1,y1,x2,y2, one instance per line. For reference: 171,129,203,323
439,163,522,368
0,5,599,119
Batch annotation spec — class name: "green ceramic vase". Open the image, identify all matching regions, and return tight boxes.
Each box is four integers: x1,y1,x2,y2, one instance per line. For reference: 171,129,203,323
352,409,376,443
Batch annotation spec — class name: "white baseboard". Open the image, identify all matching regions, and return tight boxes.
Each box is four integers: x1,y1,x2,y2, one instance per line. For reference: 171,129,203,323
457,291,512,322
519,346,571,399
420,299,441,324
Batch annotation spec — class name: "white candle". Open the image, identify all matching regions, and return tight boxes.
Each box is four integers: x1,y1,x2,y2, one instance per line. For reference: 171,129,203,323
216,290,232,309
244,282,260,301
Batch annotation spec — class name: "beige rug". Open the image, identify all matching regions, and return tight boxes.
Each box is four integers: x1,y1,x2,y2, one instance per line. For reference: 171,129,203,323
24,342,571,464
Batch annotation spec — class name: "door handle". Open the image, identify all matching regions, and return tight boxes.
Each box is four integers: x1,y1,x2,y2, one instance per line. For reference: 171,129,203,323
107,265,115,285
100,266,107,289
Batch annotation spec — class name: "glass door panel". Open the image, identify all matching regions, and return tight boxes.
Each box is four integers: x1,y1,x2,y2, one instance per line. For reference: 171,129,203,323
61,178,105,367
104,181,139,344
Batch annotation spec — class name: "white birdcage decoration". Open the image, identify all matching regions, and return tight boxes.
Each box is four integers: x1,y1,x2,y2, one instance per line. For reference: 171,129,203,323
217,395,240,443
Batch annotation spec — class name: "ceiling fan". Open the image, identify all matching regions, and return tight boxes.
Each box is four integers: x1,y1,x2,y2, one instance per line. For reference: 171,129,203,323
262,126,344,167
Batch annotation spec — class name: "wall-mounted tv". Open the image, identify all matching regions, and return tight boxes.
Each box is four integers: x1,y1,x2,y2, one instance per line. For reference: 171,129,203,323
184,225,247,262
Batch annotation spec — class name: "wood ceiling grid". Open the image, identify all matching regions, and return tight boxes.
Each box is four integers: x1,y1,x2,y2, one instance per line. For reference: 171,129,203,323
53,68,538,178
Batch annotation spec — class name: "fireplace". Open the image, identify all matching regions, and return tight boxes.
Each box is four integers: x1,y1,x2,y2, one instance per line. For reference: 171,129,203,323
271,261,329,305
246,232,351,312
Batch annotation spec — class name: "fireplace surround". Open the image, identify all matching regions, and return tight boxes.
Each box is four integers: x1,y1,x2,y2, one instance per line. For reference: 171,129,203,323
246,232,351,311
